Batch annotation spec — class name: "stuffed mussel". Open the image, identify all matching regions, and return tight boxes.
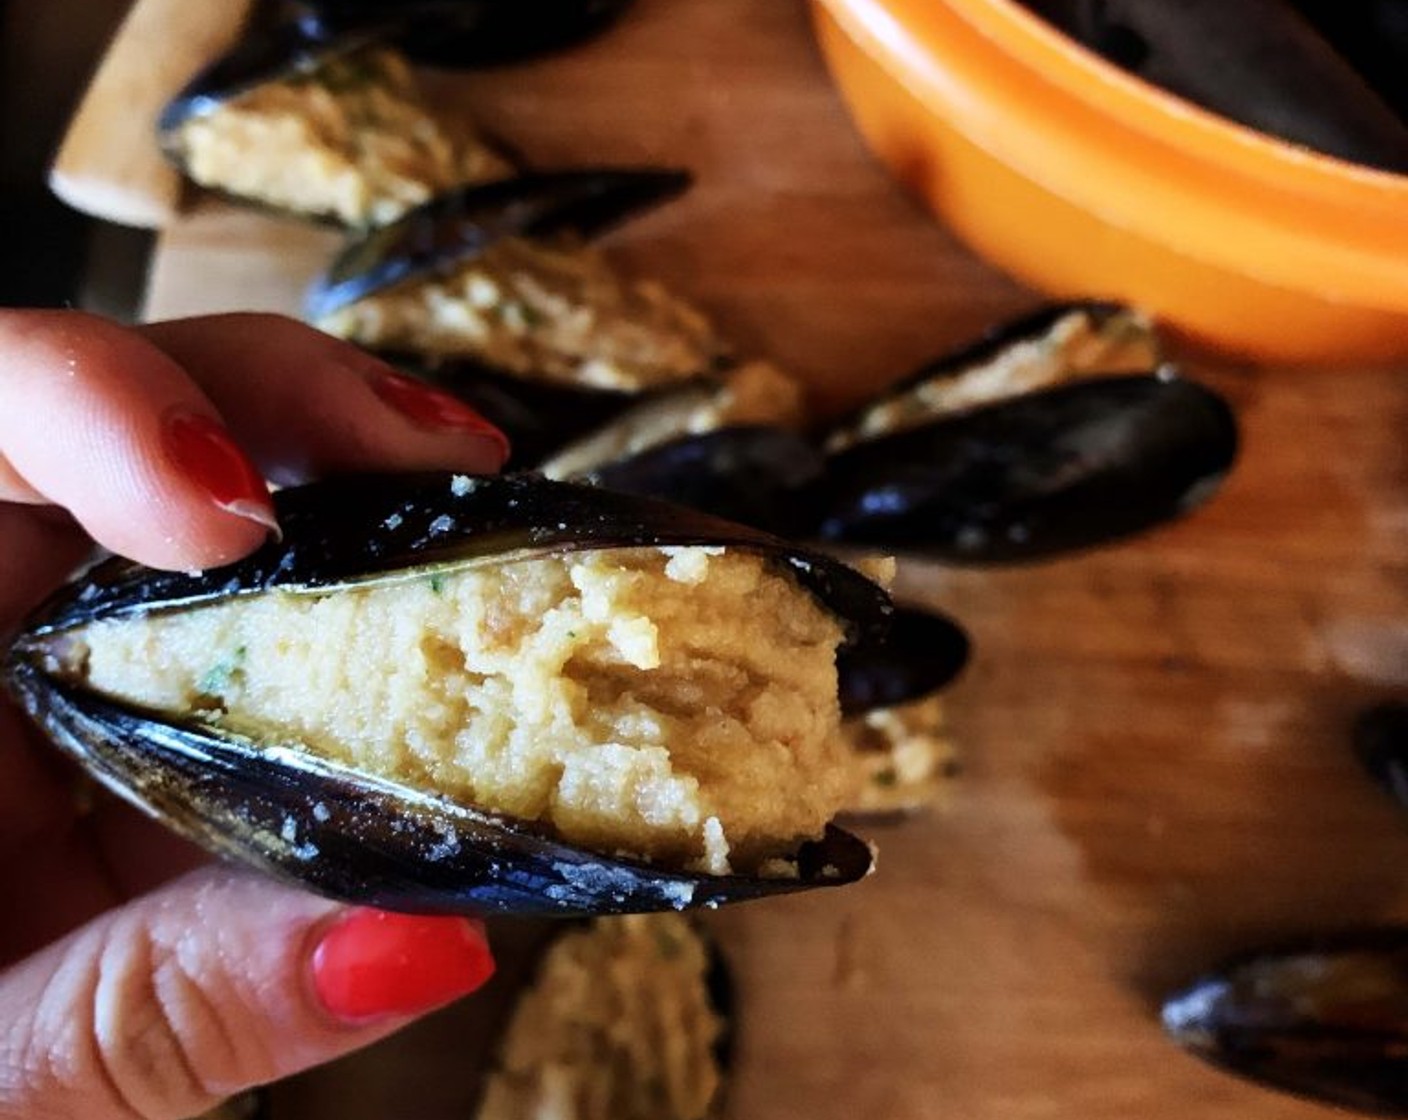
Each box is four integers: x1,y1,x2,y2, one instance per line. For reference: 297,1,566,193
306,170,740,466
476,914,731,1120
810,303,1240,563
4,474,889,916
835,604,968,814
540,302,1240,563
159,20,513,228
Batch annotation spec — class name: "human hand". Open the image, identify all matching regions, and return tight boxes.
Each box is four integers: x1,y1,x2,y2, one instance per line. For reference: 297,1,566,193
0,311,508,1120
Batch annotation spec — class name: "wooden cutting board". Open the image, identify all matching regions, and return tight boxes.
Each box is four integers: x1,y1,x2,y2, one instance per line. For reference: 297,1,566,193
139,1,1408,1117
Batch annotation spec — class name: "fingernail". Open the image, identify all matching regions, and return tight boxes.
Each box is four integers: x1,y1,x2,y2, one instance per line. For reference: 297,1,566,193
370,371,510,465
163,412,279,534
311,909,495,1024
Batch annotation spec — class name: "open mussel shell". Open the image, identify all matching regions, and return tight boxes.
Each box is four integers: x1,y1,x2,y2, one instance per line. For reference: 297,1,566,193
810,373,1238,563
836,605,970,717
824,301,1161,453
292,0,637,68
5,474,888,917
157,18,382,138
305,168,691,319
1163,929,1408,1114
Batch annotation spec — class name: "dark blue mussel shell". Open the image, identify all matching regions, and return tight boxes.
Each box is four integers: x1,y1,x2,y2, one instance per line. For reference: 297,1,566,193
305,169,697,467
835,605,970,717
158,18,384,138
306,168,691,319
823,300,1157,452
4,474,889,917
575,425,829,539
809,372,1238,563
1164,929,1408,1115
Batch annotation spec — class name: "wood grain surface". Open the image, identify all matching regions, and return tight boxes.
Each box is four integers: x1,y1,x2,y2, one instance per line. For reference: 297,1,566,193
141,1,1408,1116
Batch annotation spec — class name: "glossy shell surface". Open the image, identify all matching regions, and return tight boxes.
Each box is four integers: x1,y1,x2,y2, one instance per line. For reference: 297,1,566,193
1164,929,1408,1114
5,474,889,916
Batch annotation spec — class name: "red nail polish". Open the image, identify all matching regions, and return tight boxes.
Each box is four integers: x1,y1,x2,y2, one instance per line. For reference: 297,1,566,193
163,412,278,532
311,909,495,1023
371,371,510,462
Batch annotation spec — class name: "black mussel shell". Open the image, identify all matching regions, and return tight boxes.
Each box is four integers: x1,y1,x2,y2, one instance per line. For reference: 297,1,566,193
6,474,889,917
824,301,1158,451
809,373,1238,563
1163,929,1408,1114
305,169,691,319
577,426,828,538
292,0,636,68
1354,702,1408,810
158,18,383,137
381,352,643,470
836,605,970,717
16,474,889,642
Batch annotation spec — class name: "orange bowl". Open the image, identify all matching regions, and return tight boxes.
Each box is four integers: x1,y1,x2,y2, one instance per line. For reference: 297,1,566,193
812,0,1408,364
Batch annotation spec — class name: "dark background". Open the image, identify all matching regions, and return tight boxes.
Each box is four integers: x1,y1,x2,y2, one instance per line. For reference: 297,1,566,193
1,0,151,313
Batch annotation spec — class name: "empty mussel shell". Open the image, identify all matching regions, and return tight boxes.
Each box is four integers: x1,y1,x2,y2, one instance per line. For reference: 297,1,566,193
5,474,888,917
810,372,1238,563
1163,929,1408,1114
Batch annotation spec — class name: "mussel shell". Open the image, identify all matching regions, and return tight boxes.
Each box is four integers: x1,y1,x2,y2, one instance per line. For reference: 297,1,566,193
7,474,889,916
810,373,1238,563
305,168,691,319
293,0,637,68
577,426,828,537
1354,702,1408,810
1163,929,1408,1114
8,668,873,916
157,19,383,137
381,352,645,470
836,605,970,717
17,473,889,643
823,301,1156,451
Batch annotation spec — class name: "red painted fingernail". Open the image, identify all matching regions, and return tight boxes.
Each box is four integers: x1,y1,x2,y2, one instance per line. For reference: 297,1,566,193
163,411,278,534
311,909,495,1024
370,371,510,465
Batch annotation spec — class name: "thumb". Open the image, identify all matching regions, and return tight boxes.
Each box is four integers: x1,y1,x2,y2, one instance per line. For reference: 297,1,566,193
0,867,494,1120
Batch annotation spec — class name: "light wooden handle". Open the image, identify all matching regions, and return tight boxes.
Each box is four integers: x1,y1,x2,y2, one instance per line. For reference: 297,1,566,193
49,0,255,229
